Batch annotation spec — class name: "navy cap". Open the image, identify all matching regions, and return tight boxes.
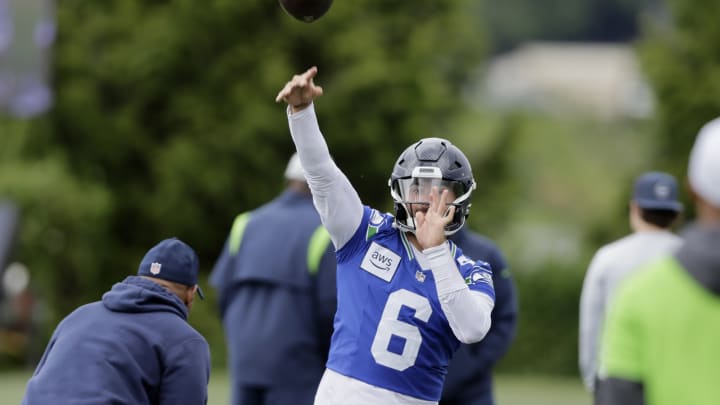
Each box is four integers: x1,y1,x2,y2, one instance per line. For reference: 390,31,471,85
632,171,683,212
137,238,204,299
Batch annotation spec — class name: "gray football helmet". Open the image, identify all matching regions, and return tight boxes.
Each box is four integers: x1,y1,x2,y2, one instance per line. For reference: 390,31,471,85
388,137,476,235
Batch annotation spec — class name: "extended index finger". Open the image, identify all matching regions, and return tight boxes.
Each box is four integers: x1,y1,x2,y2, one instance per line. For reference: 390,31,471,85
274,66,319,103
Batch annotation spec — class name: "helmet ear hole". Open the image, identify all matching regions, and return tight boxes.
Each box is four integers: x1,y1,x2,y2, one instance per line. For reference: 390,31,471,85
394,202,407,223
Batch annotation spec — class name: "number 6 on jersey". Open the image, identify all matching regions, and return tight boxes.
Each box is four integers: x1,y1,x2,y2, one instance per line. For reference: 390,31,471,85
370,289,432,371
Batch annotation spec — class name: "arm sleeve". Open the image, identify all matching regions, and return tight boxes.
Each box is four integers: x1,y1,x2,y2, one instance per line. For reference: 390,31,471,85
579,251,608,391
159,338,211,405
425,244,494,343
287,104,363,250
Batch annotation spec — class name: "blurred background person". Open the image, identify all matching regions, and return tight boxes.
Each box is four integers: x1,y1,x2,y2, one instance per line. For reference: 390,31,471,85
210,153,337,405
0,201,40,367
21,238,210,405
0,199,19,296
0,262,44,368
579,171,683,392
441,225,518,405
597,117,720,405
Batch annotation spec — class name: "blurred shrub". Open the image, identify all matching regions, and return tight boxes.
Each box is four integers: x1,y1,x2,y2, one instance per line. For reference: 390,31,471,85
497,262,584,375
638,0,720,185
0,120,112,322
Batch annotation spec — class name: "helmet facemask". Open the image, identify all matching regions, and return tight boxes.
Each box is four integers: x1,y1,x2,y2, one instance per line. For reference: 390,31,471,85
390,166,476,236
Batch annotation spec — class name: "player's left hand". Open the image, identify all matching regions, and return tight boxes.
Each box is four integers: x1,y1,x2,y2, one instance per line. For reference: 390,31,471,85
414,187,455,250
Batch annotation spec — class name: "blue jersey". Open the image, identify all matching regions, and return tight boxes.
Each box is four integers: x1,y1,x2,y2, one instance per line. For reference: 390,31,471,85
326,207,494,401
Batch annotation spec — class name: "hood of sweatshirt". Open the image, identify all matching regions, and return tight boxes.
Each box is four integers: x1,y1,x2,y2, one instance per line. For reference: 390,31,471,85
102,276,189,320
677,224,720,296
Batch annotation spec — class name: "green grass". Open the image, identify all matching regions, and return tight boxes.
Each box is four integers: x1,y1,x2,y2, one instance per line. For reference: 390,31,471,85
1,370,30,405
495,374,590,405
2,369,589,405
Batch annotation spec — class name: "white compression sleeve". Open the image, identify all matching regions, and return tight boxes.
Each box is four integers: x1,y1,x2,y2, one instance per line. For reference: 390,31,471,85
287,103,363,250
424,244,494,344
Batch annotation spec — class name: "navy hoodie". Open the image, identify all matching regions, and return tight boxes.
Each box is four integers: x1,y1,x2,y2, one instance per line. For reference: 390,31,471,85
22,276,210,405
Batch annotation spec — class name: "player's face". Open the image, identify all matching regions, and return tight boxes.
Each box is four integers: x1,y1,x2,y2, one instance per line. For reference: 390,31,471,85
405,179,457,202
399,178,458,216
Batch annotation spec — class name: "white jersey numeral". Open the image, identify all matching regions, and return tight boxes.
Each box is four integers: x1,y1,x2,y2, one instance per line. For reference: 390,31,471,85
370,289,432,371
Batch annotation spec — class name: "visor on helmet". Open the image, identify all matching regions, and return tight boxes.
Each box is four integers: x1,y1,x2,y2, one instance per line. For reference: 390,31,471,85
391,166,473,205
394,177,468,204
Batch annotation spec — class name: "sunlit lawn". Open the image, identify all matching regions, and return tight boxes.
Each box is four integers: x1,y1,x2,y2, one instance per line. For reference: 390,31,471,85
2,369,589,405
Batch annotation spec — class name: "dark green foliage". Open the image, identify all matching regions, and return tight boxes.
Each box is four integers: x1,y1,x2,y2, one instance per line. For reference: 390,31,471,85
638,0,720,184
3,0,488,366
0,120,112,320
497,262,585,375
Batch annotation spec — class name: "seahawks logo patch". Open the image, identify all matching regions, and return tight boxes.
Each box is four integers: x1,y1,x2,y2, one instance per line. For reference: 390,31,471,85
465,267,493,288
369,209,385,226
366,209,385,240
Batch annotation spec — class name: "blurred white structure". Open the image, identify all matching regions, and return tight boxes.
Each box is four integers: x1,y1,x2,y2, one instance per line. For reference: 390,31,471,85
3,262,28,296
0,0,55,118
480,42,654,120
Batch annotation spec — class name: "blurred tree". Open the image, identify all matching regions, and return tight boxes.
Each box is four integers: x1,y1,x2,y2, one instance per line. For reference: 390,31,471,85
638,0,720,201
6,0,491,360
0,119,111,323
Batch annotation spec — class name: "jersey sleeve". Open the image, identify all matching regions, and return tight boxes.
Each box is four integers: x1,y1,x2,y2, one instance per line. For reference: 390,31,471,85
457,254,495,300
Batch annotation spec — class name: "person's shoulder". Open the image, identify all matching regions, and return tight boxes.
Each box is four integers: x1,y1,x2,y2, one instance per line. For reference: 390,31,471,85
186,327,210,346
603,232,637,249
462,228,500,249
365,207,397,235
452,228,507,270
166,317,210,349
599,232,680,264
251,190,320,223
255,190,307,212
56,301,101,325
453,244,491,271
592,233,639,260
613,256,677,306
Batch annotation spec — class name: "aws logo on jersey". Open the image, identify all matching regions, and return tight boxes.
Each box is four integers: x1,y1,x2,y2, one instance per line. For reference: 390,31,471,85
361,241,400,282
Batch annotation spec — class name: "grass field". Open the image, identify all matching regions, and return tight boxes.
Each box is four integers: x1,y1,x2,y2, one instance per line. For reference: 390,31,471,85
1,369,589,404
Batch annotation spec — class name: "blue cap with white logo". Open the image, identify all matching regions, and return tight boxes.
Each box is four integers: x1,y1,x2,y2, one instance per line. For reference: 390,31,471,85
632,171,683,212
137,238,204,299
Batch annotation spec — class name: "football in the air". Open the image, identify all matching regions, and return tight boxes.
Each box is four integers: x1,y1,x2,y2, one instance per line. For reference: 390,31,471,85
279,0,333,23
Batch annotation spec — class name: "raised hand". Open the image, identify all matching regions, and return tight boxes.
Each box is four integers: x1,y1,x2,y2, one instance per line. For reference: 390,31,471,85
414,187,455,250
275,66,324,112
